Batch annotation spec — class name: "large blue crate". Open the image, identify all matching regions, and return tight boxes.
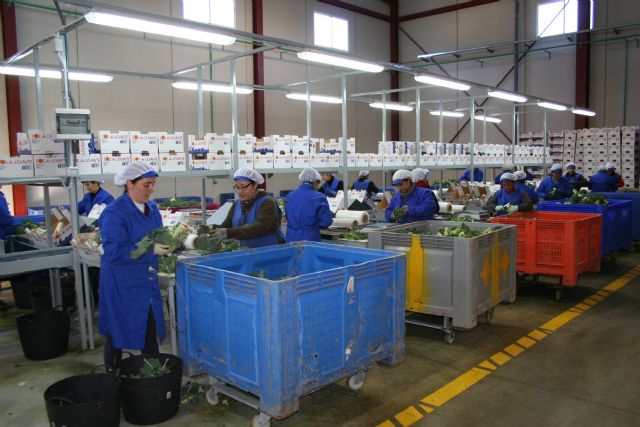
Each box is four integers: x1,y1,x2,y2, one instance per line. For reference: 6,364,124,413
595,192,640,241
176,241,405,419
536,199,632,256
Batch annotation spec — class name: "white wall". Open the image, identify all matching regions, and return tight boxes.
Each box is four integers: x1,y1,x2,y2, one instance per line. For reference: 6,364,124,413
9,0,640,206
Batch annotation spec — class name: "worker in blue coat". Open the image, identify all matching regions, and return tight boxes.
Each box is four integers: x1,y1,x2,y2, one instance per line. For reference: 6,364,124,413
565,162,588,190
459,167,484,183
386,169,438,223
484,173,533,216
98,161,166,371
351,170,379,197
589,165,617,192
514,170,539,204
78,180,114,216
318,172,343,197
0,190,13,248
207,168,283,248
494,164,514,184
537,163,572,200
606,162,624,189
285,168,334,242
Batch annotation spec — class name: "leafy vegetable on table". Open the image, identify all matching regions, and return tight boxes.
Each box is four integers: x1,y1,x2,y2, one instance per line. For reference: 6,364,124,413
342,230,367,240
393,205,409,222
565,189,608,205
130,225,191,259
16,219,39,235
160,197,193,208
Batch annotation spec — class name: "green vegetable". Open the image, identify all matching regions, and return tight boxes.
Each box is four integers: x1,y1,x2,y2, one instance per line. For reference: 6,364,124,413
427,223,498,238
158,255,178,274
121,357,171,379
130,225,190,259
565,189,608,205
160,197,193,208
16,219,39,235
393,205,409,222
181,381,207,406
342,230,367,240
250,270,266,278
449,214,475,222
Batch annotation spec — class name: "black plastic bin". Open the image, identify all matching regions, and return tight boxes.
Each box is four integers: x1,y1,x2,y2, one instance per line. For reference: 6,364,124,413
16,310,70,360
10,274,35,309
30,285,75,312
44,373,121,427
119,353,183,425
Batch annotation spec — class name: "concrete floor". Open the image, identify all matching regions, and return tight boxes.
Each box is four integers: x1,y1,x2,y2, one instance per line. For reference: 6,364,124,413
1,252,639,427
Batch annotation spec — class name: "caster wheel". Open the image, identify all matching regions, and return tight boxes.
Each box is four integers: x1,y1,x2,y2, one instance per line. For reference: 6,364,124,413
485,309,494,323
554,289,562,302
444,330,455,344
348,371,367,391
252,413,271,427
205,388,219,406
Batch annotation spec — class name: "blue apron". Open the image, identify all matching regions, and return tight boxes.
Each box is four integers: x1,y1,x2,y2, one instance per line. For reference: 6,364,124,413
232,194,283,248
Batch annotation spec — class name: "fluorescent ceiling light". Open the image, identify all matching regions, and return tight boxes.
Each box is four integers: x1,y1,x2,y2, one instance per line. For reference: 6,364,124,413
286,93,342,104
369,102,413,112
414,74,471,91
430,110,464,118
84,11,236,46
0,65,113,82
171,81,253,94
537,101,567,111
571,108,596,117
474,115,502,123
487,90,528,103
296,50,384,73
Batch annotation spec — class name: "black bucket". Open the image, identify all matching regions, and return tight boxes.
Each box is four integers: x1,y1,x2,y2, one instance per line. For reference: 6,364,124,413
9,274,35,309
119,353,183,425
16,310,70,360
44,373,121,427
30,285,75,312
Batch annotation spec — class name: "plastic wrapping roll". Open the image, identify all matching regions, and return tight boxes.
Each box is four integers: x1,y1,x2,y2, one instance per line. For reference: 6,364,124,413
331,210,369,228
451,204,466,213
438,202,452,213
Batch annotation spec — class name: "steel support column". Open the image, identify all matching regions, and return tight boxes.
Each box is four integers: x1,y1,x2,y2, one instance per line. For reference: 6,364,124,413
390,0,399,141
252,0,265,137
575,0,591,129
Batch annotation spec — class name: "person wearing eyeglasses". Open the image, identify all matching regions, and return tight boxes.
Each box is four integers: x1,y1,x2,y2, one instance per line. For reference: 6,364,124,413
210,168,284,247
385,169,438,224
285,167,334,242
318,172,344,197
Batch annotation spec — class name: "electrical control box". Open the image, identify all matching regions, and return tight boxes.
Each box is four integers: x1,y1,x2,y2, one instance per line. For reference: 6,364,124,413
53,108,91,140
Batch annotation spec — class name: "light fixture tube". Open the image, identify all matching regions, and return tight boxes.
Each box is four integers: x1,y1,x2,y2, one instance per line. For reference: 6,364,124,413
429,110,464,118
571,108,596,117
369,102,414,112
474,115,502,123
414,74,471,91
286,93,342,104
487,90,528,103
84,11,236,46
0,65,113,82
171,81,253,94
296,50,384,73
537,101,567,111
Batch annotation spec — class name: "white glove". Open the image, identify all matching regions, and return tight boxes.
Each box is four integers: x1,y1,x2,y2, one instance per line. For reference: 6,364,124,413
98,244,104,256
154,243,172,256
507,205,519,213
495,205,505,212
213,228,227,240
183,234,198,250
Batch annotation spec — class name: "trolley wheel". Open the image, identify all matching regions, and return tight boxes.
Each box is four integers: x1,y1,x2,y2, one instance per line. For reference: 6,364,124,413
252,413,271,427
554,289,562,302
348,371,367,391
484,309,494,323
444,330,455,344
205,388,220,406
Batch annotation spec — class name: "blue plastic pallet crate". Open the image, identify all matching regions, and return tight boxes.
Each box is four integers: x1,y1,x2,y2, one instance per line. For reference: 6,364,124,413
536,199,632,256
176,241,405,420
595,192,640,241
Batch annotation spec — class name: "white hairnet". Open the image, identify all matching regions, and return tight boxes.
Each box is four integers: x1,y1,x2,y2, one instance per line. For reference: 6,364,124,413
500,172,516,182
298,167,321,182
392,169,412,185
566,162,576,169
411,168,429,182
513,170,527,181
598,165,607,172
605,162,615,170
359,170,370,178
502,163,515,172
233,168,265,185
549,163,562,173
114,161,158,186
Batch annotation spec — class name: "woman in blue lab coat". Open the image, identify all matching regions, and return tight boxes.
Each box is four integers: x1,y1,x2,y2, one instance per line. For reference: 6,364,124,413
78,180,114,216
285,168,334,242
98,161,167,371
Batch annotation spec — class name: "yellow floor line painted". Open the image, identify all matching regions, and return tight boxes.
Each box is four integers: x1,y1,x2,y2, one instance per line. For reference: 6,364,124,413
377,264,639,427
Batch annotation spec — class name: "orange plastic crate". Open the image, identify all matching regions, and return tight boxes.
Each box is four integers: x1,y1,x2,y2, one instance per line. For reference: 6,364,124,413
491,212,601,286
